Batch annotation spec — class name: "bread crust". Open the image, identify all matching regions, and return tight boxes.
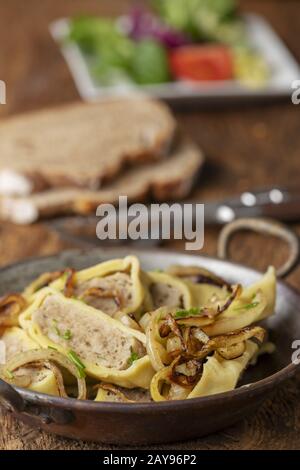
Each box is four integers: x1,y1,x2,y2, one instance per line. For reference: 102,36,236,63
0,139,204,224
0,98,176,194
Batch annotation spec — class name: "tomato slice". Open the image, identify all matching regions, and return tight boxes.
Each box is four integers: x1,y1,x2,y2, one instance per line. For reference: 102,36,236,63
169,45,234,82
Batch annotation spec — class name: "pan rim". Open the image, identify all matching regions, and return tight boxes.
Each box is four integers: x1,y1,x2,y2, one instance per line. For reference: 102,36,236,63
1,247,299,412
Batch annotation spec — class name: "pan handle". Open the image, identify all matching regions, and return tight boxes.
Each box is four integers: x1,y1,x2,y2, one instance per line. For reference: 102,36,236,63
0,378,25,413
0,378,74,425
217,218,300,278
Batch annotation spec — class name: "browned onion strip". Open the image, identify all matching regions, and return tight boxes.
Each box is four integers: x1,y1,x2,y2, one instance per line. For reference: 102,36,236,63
212,326,265,349
160,314,186,352
192,329,210,345
114,311,142,331
169,355,203,388
0,349,86,399
44,361,68,398
6,361,68,397
184,328,210,356
166,336,182,358
63,268,76,298
95,383,134,402
217,342,246,360
167,265,232,291
0,293,27,325
205,284,242,318
175,315,214,328
79,287,123,308
24,271,65,296
2,373,32,388
193,326,266,360
145,308,170,371
168,382,191,400
173,285,241,330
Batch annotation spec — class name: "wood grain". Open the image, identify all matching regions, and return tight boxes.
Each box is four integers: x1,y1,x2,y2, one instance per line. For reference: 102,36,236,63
0,0,300,450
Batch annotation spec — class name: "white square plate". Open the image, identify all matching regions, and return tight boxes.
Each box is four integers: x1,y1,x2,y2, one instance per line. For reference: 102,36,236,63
50,13,300,103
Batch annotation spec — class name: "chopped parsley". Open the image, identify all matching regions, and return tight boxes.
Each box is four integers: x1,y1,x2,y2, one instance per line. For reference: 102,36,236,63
74,296,87,304
128,351,139,366
68,350,86,378
5,370,14,380
48,346,58,351
174,307,202,319
52,320,72,341
234,301,259,311
62,329,72,341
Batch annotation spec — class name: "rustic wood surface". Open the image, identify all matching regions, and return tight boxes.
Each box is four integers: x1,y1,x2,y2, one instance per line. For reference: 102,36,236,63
0,0,300,450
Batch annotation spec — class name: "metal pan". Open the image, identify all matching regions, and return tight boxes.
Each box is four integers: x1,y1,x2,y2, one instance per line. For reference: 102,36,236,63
0,218,299,445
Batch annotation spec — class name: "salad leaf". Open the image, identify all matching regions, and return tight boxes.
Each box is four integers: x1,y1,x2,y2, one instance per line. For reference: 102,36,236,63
152,0,240,42
131,39,170,85
69,17,136,85
208,19,247,46
125,8,189,48
152,0,199,37
69,17,135,67
69,16,110,54
92,64,133,86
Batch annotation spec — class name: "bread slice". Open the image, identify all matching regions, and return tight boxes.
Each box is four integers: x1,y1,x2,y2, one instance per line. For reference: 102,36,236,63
0,139,204,224
0,98,176,195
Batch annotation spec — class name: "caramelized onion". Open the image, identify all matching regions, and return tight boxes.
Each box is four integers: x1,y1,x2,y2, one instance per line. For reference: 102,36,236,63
217,342,246,360
0,293,27,325
161,314,186,351
166,336,182,358
2,374,32,388
5,360,68,397
63,268,77,298
24,271,66,296
204,284,242,317
150,365,171,401
168,382,190,401
194,326,266,360
114,311,142,331
44,361,68,398
146,309,170,371
139,312,151,332
174,285,242,329
169,355,203,387
80,287,123,308
167,265,232,291
0,349,86,399
203,291,267,336
175,315,214,328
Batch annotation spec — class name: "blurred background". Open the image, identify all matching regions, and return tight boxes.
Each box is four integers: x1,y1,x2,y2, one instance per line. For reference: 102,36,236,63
0,0,299,285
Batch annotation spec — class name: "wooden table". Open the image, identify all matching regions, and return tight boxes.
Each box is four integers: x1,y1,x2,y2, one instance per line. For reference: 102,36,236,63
0,0,300,450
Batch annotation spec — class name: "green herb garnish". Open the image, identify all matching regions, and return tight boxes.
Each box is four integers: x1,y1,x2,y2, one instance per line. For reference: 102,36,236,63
128,351,139,366
48,346,58,351
52,320,72,341
6,370,14,380
68,350,86,378
62,329,72,341
175,307,202,318
234,301,259,311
